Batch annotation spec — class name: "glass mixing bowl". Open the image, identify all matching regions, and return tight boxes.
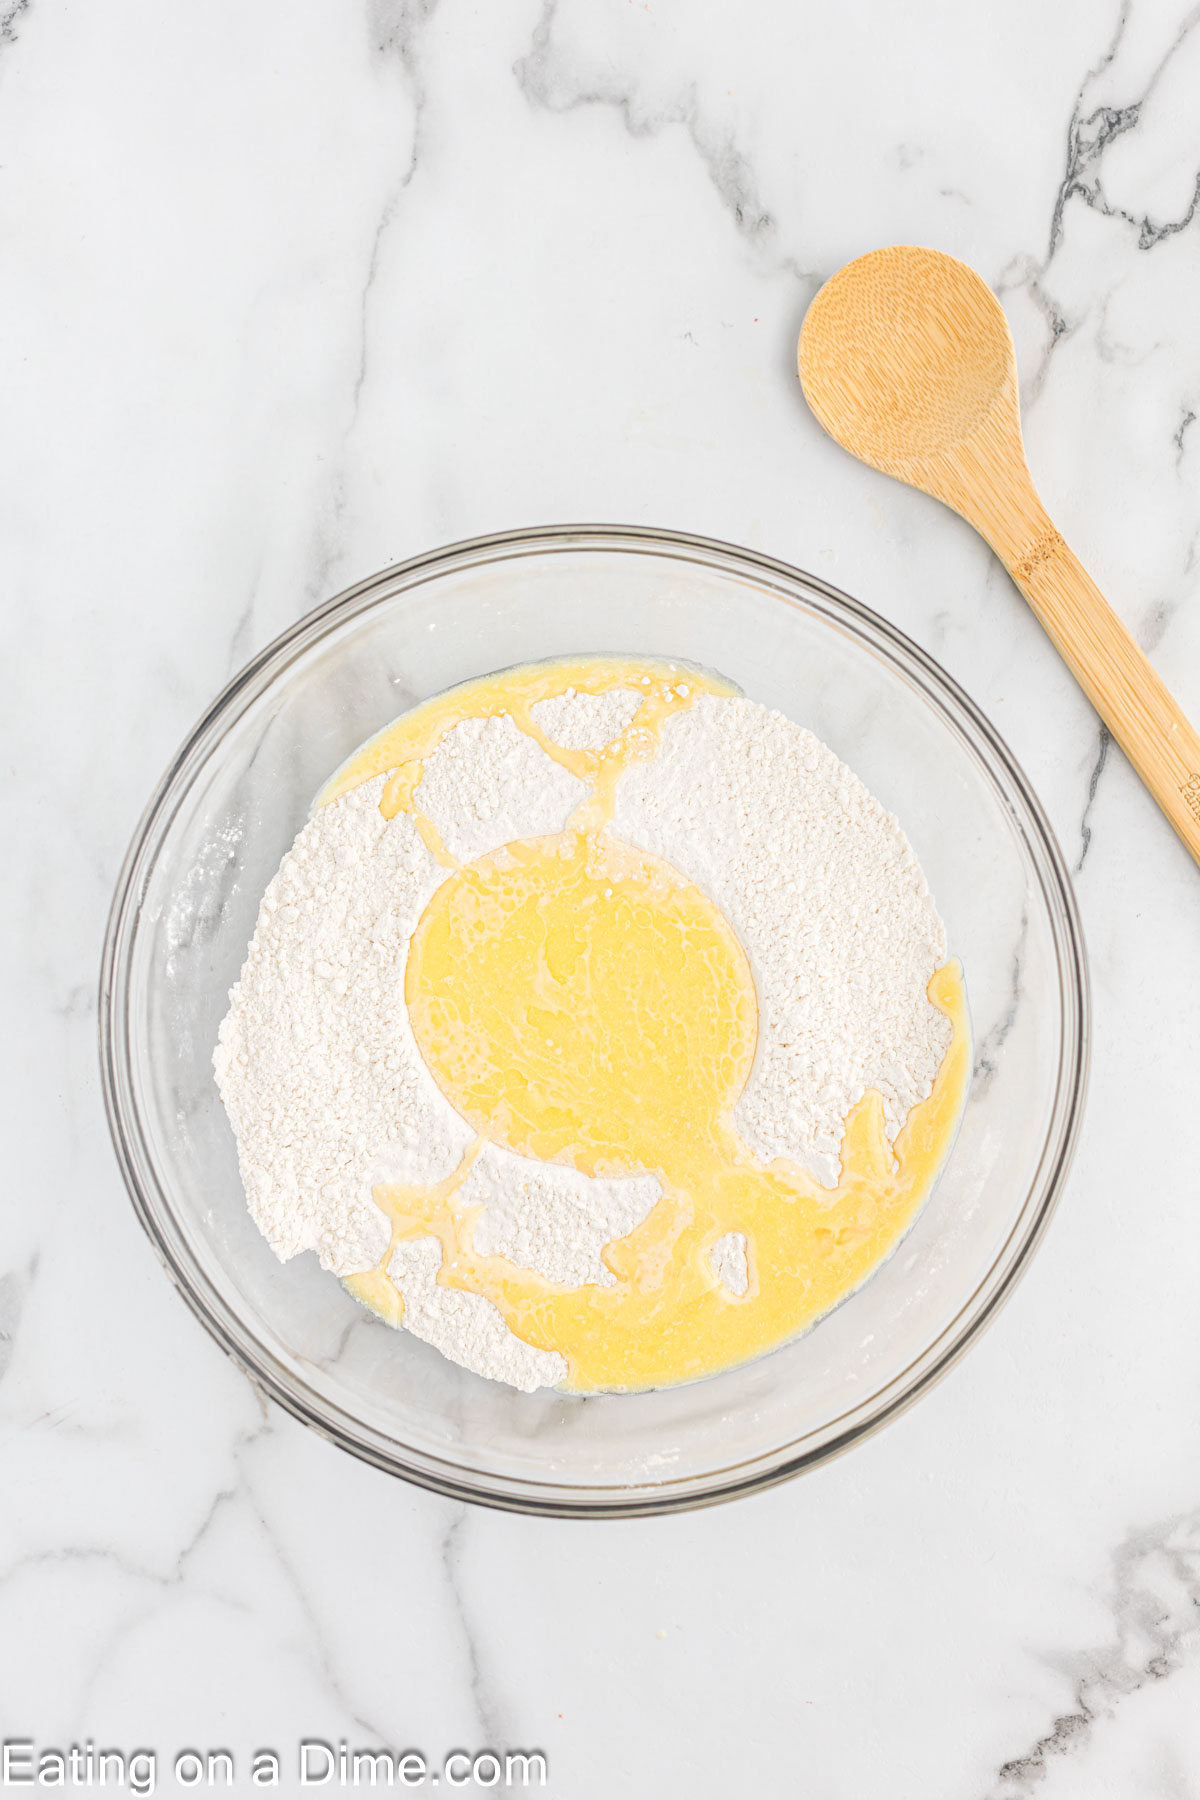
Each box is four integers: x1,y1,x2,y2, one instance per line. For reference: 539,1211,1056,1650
100,525,1089,1516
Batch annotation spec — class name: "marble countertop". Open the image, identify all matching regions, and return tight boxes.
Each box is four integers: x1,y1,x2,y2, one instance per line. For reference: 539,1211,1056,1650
4,0,1200,1794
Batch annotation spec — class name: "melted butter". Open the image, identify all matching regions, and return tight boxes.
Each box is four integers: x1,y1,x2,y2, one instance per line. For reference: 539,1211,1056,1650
379,763,458,867
335,657,970,1393
346,1137,487,1331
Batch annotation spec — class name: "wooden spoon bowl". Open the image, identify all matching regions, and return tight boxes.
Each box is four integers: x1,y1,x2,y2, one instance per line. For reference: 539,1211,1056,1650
801,246,1013,478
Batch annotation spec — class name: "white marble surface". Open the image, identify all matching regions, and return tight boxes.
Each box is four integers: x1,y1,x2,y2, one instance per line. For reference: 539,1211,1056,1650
4,0,1200,1793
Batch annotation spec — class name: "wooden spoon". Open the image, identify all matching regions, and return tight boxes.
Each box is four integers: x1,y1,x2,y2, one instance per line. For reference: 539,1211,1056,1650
798,244,1200,870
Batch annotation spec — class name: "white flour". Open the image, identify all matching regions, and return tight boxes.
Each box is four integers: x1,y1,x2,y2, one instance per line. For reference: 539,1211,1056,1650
530,685,643,750
708,1231,749,1296
414,713,584,864
215,688,951,1391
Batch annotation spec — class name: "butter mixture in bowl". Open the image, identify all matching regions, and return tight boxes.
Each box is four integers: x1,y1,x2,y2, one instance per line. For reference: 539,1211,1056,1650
214,657,968,1393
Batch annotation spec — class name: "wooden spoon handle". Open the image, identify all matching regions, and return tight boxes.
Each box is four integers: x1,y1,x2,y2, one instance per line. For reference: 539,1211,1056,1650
997,510,1200,868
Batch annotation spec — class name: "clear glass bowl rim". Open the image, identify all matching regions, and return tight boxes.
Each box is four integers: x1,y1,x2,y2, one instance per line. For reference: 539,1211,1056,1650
99,523,1090,1518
